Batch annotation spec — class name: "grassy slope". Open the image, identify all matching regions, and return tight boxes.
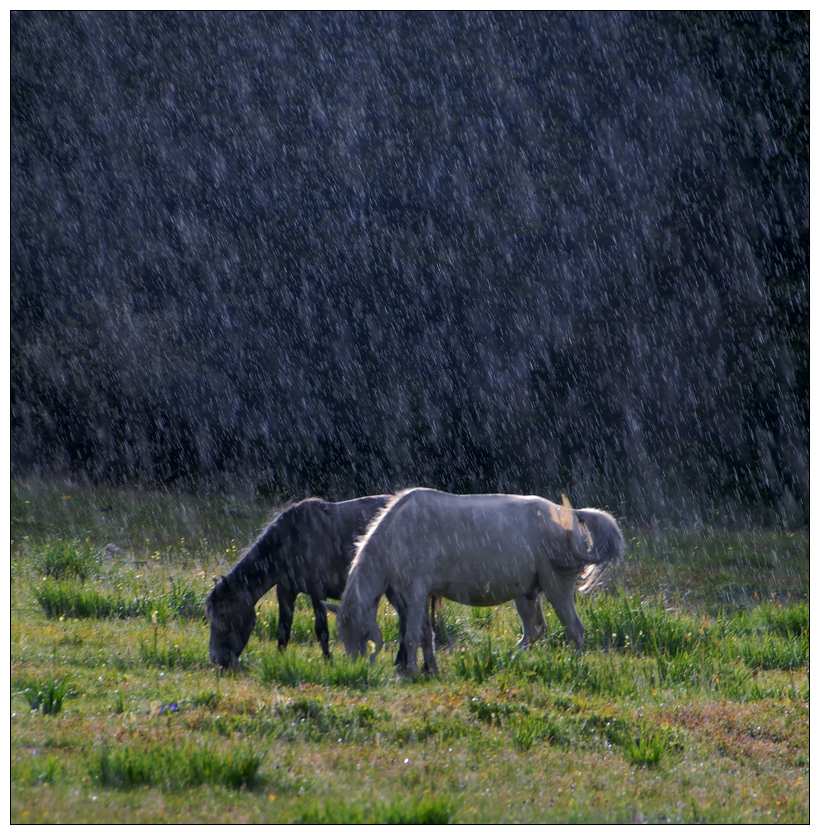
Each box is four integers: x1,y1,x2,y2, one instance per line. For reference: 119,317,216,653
10,479,809,824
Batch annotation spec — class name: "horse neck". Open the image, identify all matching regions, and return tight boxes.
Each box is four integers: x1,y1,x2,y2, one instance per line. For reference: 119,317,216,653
228,537,278,605
347,550,388,609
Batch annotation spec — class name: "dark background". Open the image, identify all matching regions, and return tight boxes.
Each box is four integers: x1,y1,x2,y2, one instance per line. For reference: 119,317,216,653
11,11,808,525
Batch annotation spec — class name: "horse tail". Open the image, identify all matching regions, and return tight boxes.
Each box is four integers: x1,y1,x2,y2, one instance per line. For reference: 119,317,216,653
573,508,625,593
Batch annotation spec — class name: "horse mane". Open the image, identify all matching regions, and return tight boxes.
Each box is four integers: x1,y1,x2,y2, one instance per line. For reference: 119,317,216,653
237,495,324,557
208,495,330,610
349,487,419,572
268,495,325,526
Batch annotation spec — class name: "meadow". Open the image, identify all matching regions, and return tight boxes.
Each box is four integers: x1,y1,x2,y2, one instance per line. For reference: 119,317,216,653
10,480,809,823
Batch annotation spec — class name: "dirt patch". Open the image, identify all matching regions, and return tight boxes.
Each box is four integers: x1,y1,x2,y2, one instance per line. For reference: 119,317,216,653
663,701,807,767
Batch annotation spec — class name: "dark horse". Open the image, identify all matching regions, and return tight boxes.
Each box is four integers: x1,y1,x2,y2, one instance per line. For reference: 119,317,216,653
205,495,389,668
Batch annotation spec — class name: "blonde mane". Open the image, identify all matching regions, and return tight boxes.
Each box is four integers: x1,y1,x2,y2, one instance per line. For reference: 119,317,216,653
349,487,420,573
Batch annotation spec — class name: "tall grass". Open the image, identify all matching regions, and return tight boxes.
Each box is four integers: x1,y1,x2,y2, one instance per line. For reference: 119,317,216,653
91,744,263,790
163,577,206,620
467,696,528,726
138,638,208,670
34,539,98,581
580,594,703,656
293,796,455,824
16,677,74,715
729,601,808,639
254,610,318,644
511,713,575,750
507,707,680,767
275,697,382,742
452,641,641,698
34,577,205,621
451,638,509,684
12,755,62,785
735,633,808,671
34,579,149,619
257,650,386,689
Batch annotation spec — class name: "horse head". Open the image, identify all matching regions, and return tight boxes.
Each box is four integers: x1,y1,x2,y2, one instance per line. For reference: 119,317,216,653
205,574,257,669
337,591,383,662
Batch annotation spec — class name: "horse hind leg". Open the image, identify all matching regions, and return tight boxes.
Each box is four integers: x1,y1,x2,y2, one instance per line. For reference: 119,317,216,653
310,595,331,659
385,588,436,675
421,598,438,676
430,595,449,647
514,592,547,650
276,586,296,651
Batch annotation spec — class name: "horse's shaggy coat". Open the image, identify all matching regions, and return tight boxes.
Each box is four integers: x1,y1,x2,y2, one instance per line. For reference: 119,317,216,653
338,488,625,673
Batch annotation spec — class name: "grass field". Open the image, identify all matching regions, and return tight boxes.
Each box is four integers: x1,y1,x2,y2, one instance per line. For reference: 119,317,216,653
10,479,809,823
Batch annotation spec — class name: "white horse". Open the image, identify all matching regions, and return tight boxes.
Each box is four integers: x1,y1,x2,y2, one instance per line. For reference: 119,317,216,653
337,488,625,674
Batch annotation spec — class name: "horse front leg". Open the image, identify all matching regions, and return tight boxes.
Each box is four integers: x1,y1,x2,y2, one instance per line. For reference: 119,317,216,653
513,592,547,650
401,590,429,677
276,585,296,652
310,595,331,659
541,568,584,651
385,587,407,669
421,600,438,676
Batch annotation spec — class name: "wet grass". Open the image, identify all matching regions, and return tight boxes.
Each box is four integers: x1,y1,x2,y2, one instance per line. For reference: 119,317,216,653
138,637,209,671
257,647,387,689
12,755,63,786
91,744,264,790
34,579,152,620
10,479,809,824
34,538,99,581
292,795,456,824
15,676,74,715
274,697,384,742
33,577,206,622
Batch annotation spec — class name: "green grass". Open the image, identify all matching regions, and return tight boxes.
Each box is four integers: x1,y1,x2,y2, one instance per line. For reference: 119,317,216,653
34,538,98,581
274,697,383,742
15,676,74,715
293,795,455,824
34,579,151,619
505,705,681,766
138,636,209,670
735,633,808,671
13,755,63,785
91,744,264,790
254,608,321,643
257,647,386,689
467,695,529,726
33,577,205,622
10,479,809,824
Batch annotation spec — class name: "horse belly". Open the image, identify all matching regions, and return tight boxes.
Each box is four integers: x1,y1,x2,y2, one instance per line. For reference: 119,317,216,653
440,582,531,607
432,544,537,606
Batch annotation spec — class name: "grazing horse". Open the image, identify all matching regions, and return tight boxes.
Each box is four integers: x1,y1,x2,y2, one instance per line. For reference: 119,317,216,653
206,494,389,668
337,488,625,675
